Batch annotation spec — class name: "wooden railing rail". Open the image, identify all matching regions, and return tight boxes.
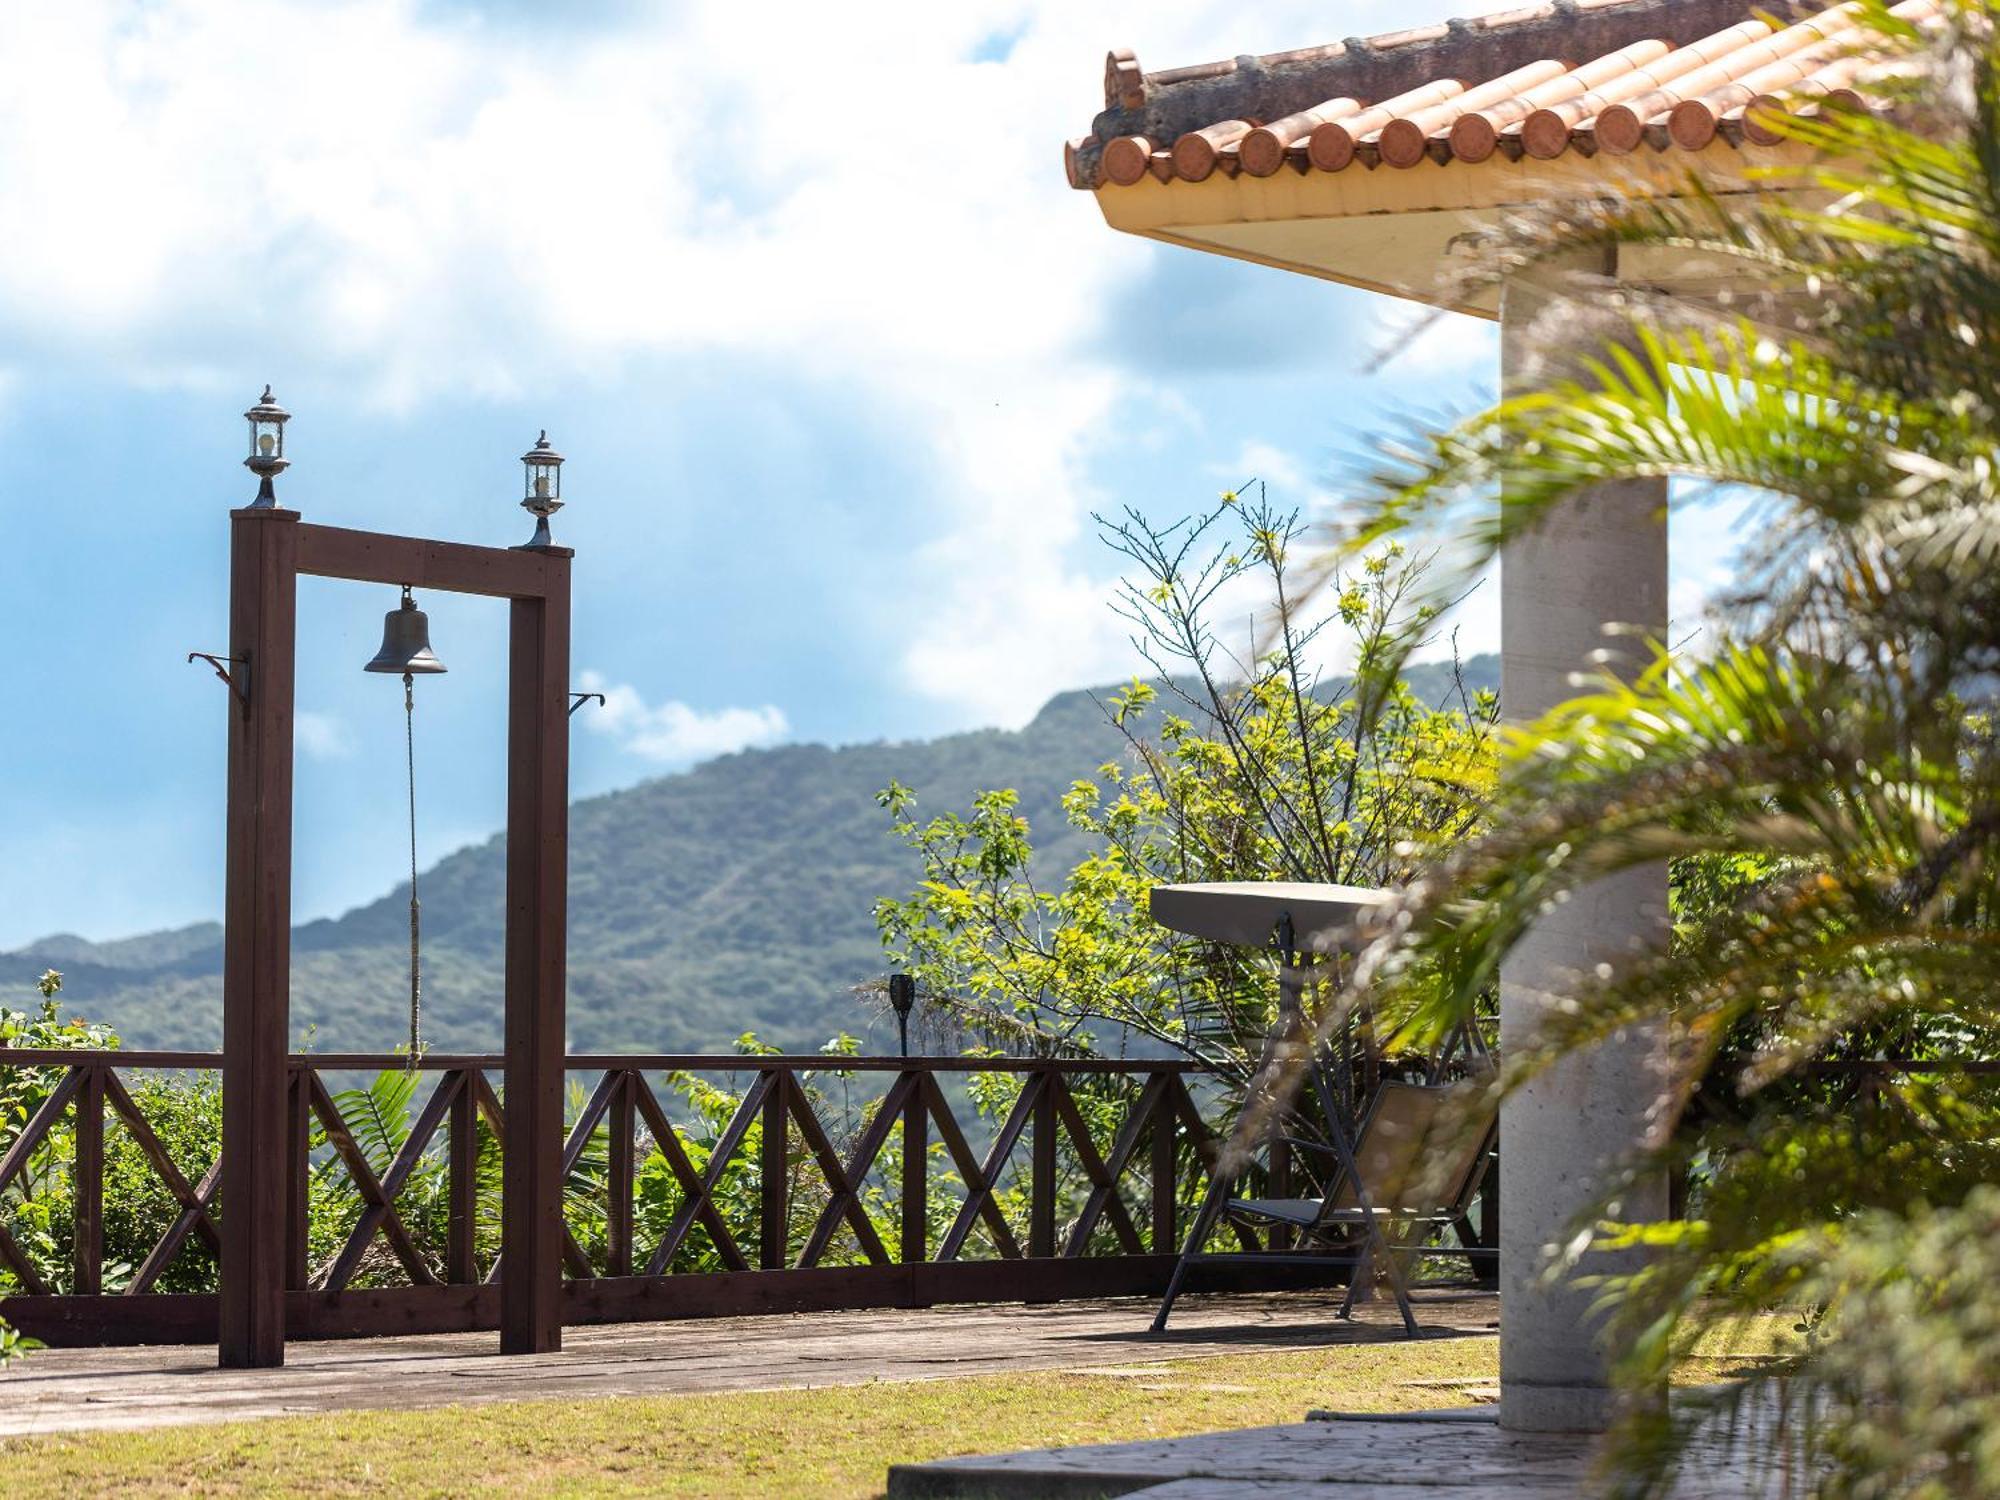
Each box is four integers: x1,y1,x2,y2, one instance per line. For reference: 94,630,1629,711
0,1051,1205,1071
0,1050,1334,1348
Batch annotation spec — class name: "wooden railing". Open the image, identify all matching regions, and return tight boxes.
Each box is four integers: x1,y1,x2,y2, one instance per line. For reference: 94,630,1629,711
0,1051,1339,1347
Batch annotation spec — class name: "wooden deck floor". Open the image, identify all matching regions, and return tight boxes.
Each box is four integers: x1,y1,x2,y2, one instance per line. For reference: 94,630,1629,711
0,1290,1496,1440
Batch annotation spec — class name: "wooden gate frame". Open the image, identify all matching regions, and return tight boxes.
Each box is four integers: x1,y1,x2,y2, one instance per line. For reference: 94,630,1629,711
219,505,571,1367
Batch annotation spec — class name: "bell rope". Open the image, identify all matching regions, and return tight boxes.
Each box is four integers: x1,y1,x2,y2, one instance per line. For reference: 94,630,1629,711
403,669,422,1065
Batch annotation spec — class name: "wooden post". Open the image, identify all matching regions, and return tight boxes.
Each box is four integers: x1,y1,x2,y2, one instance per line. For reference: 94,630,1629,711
447,1069,479,1285
501,557,571,1355
760,1070,790,1270
1030,1069,1057,1259
286,1067,311,1290
606,1072,635,1278
901,1072,928,1266
220,507,298,1369
1150,1105,1177,1254
200,516,571,1357
72,1064,104,1296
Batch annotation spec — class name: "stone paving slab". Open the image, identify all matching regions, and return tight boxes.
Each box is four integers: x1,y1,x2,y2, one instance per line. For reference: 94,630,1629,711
885,1419,1602,1498
1128,1485,1610,1499
0,1289,1496,1439
886,1402,1783,1499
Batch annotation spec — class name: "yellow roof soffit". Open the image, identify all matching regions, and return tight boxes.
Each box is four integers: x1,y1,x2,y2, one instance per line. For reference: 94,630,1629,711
1092,138,1820,318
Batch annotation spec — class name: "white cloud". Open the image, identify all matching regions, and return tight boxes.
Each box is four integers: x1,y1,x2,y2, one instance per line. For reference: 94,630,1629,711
578,669,788,765
1368,308,1500,379
0,0,1506,727
1211,440,1314,500
295,711,355,760
1671,567,1730,625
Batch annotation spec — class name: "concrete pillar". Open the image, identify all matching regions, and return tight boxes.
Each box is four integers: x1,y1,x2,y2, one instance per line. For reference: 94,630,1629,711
1497,250,1672,1432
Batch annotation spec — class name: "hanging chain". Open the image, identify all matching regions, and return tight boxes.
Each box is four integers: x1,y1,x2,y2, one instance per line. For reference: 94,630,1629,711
404,670,422,1065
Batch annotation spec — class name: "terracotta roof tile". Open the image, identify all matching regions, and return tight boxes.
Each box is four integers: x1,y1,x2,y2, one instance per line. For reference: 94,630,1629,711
1067,0,1934,190
1450,39,1674,162
1313,79,1470,172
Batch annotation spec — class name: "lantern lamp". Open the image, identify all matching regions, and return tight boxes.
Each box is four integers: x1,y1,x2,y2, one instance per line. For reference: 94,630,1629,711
243,385,291,508
520,430,564,549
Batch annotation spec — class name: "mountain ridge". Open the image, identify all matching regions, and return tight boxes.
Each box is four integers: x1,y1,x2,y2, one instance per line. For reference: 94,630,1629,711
4,657,1497,1054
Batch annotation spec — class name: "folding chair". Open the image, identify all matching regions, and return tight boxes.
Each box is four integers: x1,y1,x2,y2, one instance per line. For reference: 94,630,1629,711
1142,881,1497,1336
1152,1067,1497,1336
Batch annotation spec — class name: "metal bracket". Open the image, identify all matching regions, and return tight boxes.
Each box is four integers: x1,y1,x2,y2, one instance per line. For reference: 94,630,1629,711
188,651,250,711
568,691,606,718
1270,910,1296,964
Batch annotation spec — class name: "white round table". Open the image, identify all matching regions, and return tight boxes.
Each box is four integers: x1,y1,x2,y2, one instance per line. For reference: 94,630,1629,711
1147,880,1390,952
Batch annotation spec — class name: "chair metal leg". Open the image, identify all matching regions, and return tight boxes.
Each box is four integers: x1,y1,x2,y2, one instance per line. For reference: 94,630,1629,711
1153,1172,1230,1332
1310,1066,1419,1335
1336,1233,1367,1321
1375,1232,1421,1337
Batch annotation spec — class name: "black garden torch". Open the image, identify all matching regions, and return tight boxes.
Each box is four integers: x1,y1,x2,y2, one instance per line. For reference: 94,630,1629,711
888,972,917,1059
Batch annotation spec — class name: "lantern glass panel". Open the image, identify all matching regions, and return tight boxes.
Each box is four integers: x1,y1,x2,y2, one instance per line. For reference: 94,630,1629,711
527,461,557,504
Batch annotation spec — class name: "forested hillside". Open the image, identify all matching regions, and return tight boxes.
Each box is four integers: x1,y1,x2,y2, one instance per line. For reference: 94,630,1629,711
3,657,1495,1053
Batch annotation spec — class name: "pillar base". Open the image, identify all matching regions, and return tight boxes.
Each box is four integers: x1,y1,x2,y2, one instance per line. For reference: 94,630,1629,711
216,1347,286,1371
1499,1380,1621,1432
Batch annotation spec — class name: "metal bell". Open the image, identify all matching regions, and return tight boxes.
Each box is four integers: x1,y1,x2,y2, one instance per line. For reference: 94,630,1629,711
364,587,447,676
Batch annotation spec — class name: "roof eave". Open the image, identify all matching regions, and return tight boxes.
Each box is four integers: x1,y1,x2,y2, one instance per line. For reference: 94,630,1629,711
1067,0,1785,191
1090,137,1824,316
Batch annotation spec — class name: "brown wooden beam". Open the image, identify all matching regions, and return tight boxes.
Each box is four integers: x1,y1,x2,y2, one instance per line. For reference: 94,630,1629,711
501,560,571,1355
1056,1075,1149,1258
296,523,569,601
902,1074,928,1269
1029,1069,1057,1261
220,507,299,1368
0,1050,1202,1075
285,1069,310,1290
630,1073,755,1275
72,1066,105,1296
760,1070,790,1271
787,1079,890,1269
929,1072,1026,1262
321,1071,460,1292
606,1072,636,1279
0,1067,83,1195
291,1283,496,1340
1151,1100,1178,1255
797,1073,914,1270
1,1253,1366,1348
102,1066,224,1294
446,1070,480,1285
127,1159,220,1297
566,1257,1353,1327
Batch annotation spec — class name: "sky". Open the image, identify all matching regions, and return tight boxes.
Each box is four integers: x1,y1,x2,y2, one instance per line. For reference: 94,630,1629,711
0,0,1747,951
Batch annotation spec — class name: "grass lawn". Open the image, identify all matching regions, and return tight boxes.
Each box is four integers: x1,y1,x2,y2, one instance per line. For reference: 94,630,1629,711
0,1319,1793,1498
0,1338,1502,1499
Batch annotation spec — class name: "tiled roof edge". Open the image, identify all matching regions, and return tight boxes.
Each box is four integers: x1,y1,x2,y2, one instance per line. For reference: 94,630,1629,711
1068,0,1812,187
